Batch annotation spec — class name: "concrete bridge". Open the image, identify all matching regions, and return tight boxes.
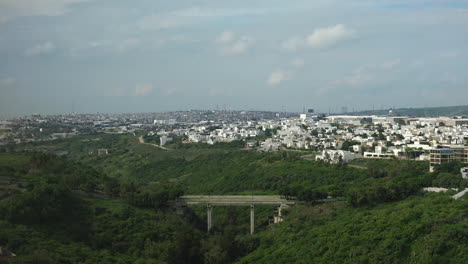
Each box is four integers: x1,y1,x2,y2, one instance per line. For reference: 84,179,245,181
178,195,295,234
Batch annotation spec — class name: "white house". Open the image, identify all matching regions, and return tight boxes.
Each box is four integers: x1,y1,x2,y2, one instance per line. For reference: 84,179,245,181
462,167,468,179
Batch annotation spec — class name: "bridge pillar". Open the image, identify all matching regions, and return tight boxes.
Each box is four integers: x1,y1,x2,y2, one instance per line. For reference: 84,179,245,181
207,205,213,232
250,204,255,235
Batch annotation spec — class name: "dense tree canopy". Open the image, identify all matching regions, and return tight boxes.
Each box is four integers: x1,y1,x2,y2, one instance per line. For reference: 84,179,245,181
0,134,467,263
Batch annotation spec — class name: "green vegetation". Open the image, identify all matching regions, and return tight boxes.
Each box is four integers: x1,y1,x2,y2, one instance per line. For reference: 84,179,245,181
0,153,31,178
143,134,161,145
239,194,468,264
166,139,246,150
0,153,31,168
0,152,260,264
263,128,278,137
340,140,361,151
1,134,467,263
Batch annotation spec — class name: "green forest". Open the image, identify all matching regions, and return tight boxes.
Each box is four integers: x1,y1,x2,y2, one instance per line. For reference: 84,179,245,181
0,133,467,263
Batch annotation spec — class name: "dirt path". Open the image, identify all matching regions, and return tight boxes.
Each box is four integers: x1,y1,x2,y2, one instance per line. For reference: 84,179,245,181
138,136,170,151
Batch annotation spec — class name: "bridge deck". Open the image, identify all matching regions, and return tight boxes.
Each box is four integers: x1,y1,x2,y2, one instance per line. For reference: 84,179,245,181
179,195,295,206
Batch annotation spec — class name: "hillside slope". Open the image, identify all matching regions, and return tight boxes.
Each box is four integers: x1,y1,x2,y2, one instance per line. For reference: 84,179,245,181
238,194,468,264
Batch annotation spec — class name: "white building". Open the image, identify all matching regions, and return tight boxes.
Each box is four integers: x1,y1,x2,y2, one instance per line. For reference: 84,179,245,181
363,152,393,159
316,150,361,164
352,145,362,153
160,135,173,146
261,138,280,152
461,167,468,179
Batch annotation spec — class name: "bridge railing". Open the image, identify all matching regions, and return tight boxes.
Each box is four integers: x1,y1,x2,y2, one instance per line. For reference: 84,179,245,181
178,195,296,206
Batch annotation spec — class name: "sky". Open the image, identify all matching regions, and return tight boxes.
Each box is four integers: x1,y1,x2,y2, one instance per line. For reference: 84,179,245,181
1,0,468,117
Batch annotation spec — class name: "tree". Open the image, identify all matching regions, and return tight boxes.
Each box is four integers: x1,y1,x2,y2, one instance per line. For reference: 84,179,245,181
367,162,388,178
0,181,92,240
126,182,185,209
341,140,361,151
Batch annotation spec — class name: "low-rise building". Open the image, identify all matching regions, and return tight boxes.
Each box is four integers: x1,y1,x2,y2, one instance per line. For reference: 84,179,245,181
430,145,468,171
461,167,468,179
160,135,173,146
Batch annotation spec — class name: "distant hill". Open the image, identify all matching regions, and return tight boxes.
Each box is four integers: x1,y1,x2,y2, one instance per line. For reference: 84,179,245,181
347,105,468,117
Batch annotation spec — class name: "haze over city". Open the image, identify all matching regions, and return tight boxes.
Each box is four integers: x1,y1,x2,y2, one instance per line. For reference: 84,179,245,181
1,0,468,116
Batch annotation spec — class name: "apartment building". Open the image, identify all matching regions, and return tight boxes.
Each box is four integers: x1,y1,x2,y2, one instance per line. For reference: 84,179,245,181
430,145,468,171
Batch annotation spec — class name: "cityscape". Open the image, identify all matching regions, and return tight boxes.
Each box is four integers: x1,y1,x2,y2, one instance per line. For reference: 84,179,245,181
2,109,468,173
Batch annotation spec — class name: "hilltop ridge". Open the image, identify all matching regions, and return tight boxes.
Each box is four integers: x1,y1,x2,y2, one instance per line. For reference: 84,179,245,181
347,105,468,117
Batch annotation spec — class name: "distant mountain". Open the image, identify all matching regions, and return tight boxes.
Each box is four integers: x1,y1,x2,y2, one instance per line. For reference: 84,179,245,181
347,105,468,117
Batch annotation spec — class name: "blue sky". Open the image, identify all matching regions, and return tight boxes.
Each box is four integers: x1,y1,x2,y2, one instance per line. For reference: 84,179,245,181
1,0,468,117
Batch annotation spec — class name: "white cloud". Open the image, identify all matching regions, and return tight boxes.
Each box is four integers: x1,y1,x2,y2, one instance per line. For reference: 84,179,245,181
138,7,268,31
381,58,401,69
67,40,111,57
138,14,188,31
162,88,178,95
0,77,15,86
282,24,355,52
344,70,373,86
88,41,104,48
117,38,141,52
267,70,292,86
318,67,373,94
332,68,374,87
282,37,303,52
330,58,402,90
437,50,462,60
107,87,125,97
440,72,458,85
173,7,268,18
307,24,355,48
216,32,254,55
0,0,92,18
222,37,254,55
25,42,55,56
134,84,153,97
409,60,424,69
208,88,232,96
216,31,236,44
291,58,305,68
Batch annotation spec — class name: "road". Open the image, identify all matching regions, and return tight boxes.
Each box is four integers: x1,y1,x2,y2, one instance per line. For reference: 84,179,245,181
452,188,468,200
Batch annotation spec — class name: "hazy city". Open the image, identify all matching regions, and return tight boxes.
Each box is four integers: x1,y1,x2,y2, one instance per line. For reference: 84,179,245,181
1,1,467,264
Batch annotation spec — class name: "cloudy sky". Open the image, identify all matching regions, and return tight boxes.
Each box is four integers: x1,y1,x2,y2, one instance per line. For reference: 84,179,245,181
1,0,468,117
